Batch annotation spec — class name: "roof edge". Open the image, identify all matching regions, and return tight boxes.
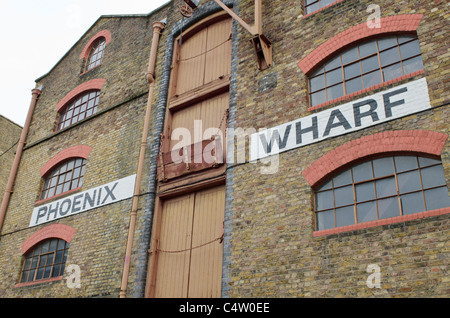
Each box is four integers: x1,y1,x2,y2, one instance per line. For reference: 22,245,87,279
35,1,172,83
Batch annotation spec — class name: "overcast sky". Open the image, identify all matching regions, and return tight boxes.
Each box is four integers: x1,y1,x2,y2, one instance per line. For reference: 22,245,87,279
0,0,170,127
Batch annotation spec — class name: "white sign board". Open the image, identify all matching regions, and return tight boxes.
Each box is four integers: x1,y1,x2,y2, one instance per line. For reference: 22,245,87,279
250,78,431,161
30,174,136,227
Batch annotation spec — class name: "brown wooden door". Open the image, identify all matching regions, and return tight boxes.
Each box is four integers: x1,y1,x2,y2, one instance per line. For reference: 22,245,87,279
174,17,232,97
169,92,229,152
154,185,225,298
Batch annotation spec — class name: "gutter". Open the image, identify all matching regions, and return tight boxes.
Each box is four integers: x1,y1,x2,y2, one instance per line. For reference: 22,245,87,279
0,87,42,233
119,19,166,298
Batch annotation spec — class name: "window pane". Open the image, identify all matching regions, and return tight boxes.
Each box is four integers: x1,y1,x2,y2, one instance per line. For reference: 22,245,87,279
311,90,326,106
342,47,359,65
318,179,332,191
336,206,355,227
35,267,44,280
333,169,352,187
311,66,324,77
352,161,373,183
355,182,376,202
327,83,344,100
31,256,39,268
325,55,341,71
395,156,418,172
345,77,363,94
378,197,400,219
373,157,395,178
326,68,343,86
43,266,52,279
317,210,334,230
424,188,450,210
359,41,377,58
305,2,320,14
310,74,326,92
421,165,447,189
334,185,354,207
57,239,66,250
401,192,425,215
47,253,54,265
344,62,361,79
376,177,397,198
357,201,377,223
361,55,379,73
63,182,71,193
321,0,335,7
398,170,422,194
383,62,403,82
39,255,48,267
378,36,397,51
418,157,441,168
28,269,36,282
316,190,334,210
55,250,64,264
398,35,415,44
402,56,424,74
363,70,382,88
380,47,401,67
400,39,421,60
52,264,61,278
20,271,29,283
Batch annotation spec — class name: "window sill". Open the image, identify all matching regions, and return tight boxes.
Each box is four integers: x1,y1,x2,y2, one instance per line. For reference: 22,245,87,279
15,276,63,288
79,64,101,76
302,0,344,19
313,206,450,237
307,70,425,112
34,187,82,206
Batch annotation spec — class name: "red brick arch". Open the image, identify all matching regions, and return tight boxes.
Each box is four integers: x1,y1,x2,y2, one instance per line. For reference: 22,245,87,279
40,145,92,177
22,224,76,255
302,130,448,188
80,30,112,60
56,79,106,112
298,14,424,75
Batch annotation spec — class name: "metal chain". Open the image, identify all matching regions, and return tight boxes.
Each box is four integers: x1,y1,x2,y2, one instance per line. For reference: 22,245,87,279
178,34,232,62
157,233,224,254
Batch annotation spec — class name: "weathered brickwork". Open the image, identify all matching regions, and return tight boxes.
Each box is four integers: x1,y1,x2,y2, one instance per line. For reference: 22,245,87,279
224,0,450,298
0,116,22,208
0,7,168,297
0,0,448,298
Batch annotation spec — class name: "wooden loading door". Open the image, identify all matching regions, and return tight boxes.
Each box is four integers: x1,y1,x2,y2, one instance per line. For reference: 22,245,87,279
154,185,225,298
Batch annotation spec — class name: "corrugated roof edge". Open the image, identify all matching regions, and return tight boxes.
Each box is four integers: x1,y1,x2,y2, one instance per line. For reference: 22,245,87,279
35,1,171,83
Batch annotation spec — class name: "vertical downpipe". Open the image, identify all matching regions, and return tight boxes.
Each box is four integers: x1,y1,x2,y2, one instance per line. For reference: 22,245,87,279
119,20,165,298
0,87,42,233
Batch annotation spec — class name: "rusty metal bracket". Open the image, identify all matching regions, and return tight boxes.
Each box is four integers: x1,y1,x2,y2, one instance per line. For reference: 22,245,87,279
185,0,272,70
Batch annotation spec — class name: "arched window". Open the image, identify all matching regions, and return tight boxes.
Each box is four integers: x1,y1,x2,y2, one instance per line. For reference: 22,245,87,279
19,238,70,283
309,34,424,107
314,155,450,231
40,158,86,201
57,90,100,131
85,37,106,72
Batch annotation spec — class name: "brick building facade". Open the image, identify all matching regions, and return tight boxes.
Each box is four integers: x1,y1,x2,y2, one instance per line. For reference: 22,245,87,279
0,116,22,209
0,0,448,298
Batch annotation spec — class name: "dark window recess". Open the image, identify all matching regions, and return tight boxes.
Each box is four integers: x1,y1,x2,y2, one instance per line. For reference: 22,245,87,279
19,239,70,284
314,155,450,231
57,90,100,131
309,35,424,107
40,158,86,200
85,38,106,72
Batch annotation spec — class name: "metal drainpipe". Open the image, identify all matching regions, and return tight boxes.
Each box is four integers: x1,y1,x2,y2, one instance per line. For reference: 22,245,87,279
0,87,42,234
120,20,166,299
